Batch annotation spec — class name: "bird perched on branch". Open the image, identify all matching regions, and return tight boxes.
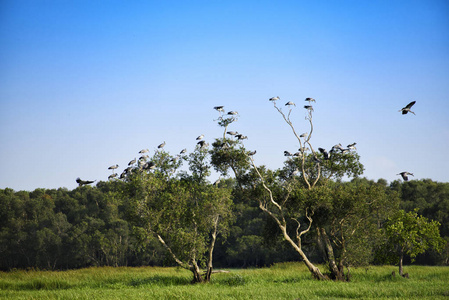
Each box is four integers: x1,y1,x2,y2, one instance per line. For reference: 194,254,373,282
128,158,136,166
397,171,414,181
269,96,280,101
248,150,256,156
139,149,149,154
227,111,238,115
284,151,292,156
196,134,204,140
304,105,314,112
227,131,238,136
285,101,296,107
347,143,357,150
76,178,95,187
180,148,187,154
399,101,416,115
214,106,224,112
158,141,166,149
305,97,316,103
108,173,117,180
108,164,118,172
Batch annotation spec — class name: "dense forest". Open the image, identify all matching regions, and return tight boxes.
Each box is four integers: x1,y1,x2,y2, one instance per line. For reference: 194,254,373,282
1,177,448,271
1,105,447,282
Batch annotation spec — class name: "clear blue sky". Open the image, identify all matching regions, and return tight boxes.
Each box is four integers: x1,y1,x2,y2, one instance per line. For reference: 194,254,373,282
1,0,448,191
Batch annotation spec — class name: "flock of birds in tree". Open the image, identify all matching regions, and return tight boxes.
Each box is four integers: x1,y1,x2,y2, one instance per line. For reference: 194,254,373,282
75,99,416,186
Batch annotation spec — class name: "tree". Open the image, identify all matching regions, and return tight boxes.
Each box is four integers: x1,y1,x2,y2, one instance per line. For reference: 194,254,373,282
123,145,233,283
384,209,445,276
235,99,365,280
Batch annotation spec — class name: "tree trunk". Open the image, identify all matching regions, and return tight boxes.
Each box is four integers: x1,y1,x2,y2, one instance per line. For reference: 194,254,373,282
280,225,328,280
205,216,219,282
319,227,345,281
191,260,204,283
399,250,404,277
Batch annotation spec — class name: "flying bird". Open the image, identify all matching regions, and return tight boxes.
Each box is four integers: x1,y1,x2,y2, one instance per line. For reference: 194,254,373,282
269,96,280,101
397,171,414,181
76,178,95,187
305,97,316,103
399,101,416,115
158,141,166,149
284,151,292,157
285,101,296,107
214,106,225,112
318,147,330,160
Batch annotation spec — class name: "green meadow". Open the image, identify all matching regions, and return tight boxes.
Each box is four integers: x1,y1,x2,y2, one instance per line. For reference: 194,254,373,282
1,263,448,299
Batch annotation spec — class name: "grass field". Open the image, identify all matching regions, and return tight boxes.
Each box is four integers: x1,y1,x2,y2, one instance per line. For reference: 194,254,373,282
1,263,448,299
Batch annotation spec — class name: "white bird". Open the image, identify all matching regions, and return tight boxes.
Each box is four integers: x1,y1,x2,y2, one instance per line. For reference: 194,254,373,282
108,173,117,180
347,143,357,150
139,149,149,154
300,133,308,138
397,171,414,181
227,111,238,115
292,168,299,176
196,134,204,140
399,101,416,115
248,150,256,156
285,101,296,107
269,96,280,101
214,106,225,112
158,141,166,149
227,131,238,136
180,148,187,154
108,164,119,170
305,97,316,103
128,158,136,166
318,147,330,160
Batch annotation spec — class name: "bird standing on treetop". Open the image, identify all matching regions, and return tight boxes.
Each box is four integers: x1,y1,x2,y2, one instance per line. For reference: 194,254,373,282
305,97,316,103
285,101,295,107
214,106,224,112
399,101,416,115
269,96,280,101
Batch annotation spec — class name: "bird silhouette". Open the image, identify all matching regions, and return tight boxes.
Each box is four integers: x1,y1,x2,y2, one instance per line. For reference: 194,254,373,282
397,171,414,181
76,178,95,187
399,101,416,115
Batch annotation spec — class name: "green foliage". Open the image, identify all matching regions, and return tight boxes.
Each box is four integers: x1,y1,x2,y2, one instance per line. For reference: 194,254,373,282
384,209,445,261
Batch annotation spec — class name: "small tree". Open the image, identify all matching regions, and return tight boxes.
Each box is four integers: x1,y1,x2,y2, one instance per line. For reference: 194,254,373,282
384,209,445,276
123,145,233,283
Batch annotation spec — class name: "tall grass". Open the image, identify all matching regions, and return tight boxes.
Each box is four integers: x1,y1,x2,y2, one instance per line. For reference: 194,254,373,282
1,264,448,299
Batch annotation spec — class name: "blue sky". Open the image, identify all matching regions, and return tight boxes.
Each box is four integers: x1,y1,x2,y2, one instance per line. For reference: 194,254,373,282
1,0,448,191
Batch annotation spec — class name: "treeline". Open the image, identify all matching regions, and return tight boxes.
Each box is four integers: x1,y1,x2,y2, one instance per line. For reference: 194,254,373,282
1,178,448,270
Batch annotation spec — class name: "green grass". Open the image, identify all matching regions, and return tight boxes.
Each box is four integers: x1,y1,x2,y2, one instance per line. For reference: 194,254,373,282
1,264,448,299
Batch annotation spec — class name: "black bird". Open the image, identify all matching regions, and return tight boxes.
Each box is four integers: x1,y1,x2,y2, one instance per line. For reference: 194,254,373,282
397,171,414,181
76,177,95,187
347,143,357,150
399,101,416,115
248,150,256,156
284,151,292,156
318,147,330,160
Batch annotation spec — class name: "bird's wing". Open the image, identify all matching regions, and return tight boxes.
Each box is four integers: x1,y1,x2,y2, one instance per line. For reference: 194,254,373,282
406,101,416,109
